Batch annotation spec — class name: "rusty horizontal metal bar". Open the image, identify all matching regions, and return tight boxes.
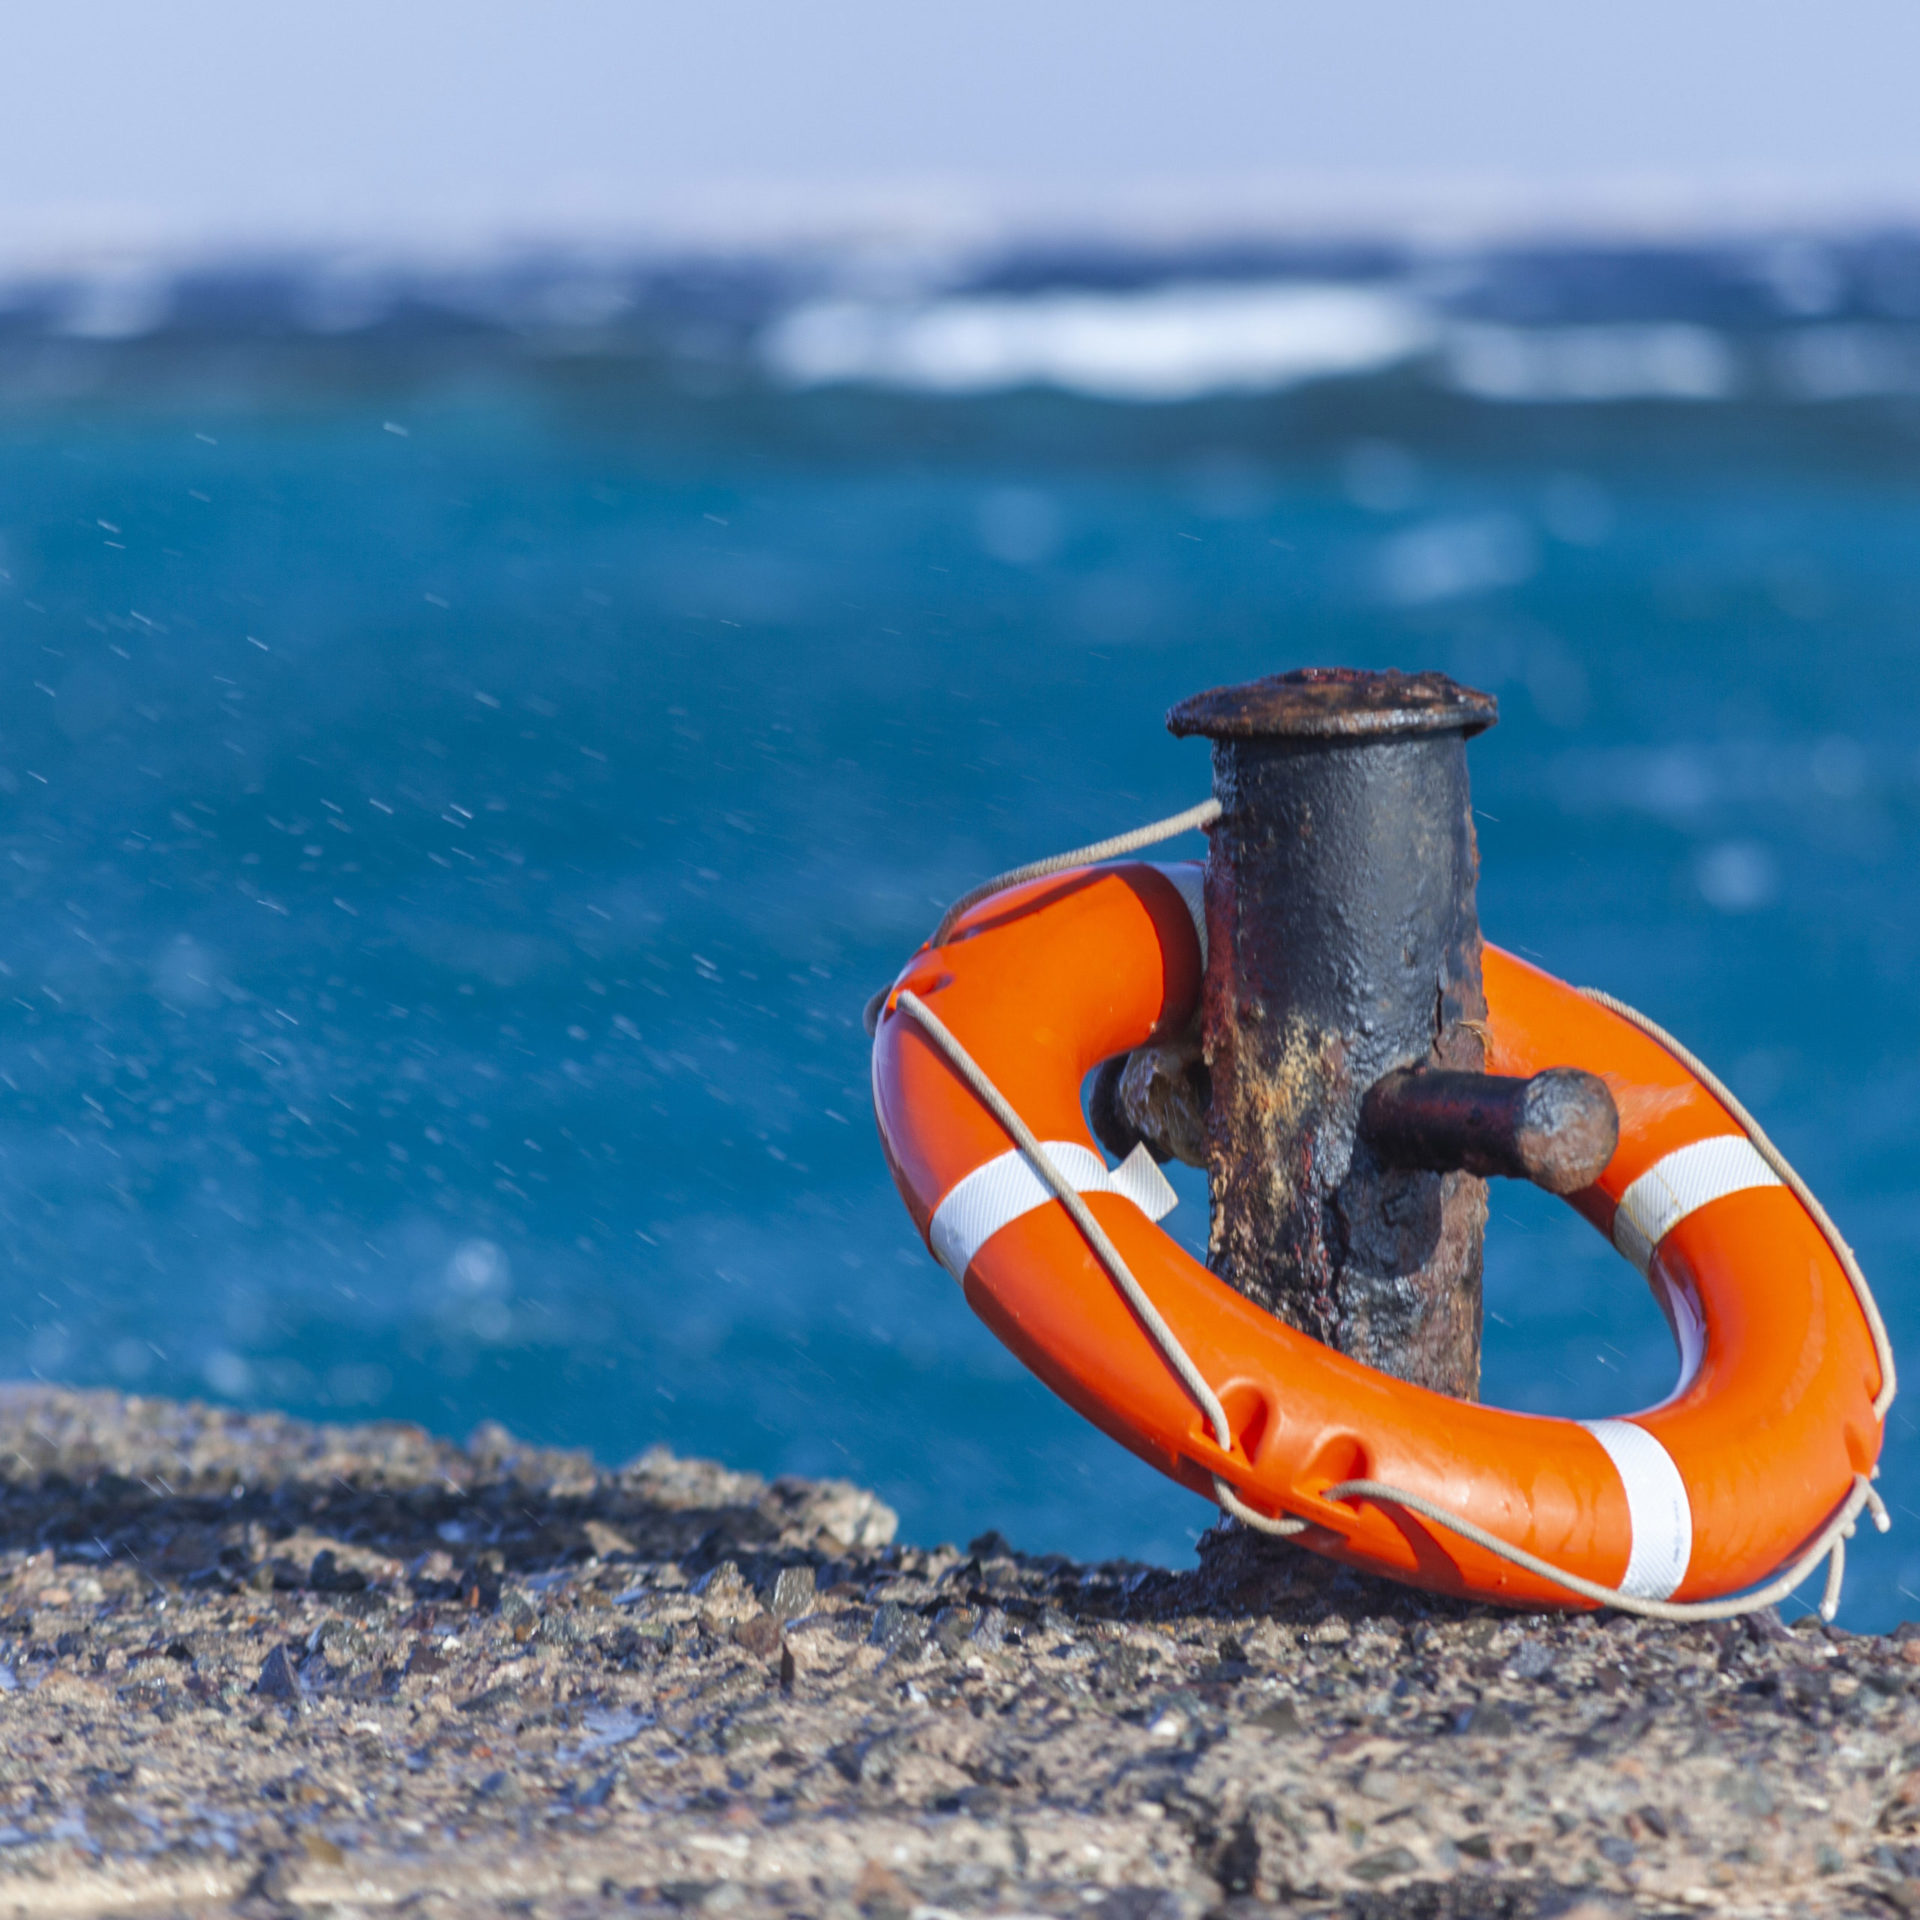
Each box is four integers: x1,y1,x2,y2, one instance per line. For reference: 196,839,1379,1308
1360,1066,1619,1196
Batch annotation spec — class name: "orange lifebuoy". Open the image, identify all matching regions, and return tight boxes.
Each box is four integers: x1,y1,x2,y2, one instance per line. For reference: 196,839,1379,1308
871,860,1888,1610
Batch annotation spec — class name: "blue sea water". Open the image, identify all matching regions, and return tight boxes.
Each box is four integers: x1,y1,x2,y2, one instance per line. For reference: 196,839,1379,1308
1,237,1918,1623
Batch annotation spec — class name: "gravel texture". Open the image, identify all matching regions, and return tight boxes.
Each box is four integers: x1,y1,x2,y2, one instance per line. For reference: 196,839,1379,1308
0,1385,1914,1919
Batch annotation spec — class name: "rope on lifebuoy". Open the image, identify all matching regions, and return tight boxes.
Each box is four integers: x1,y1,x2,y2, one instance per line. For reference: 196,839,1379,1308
1318,1472,1885,1624
1577,986,1896,1421
883,801,1897,1621
863,798,1222,1036
893,990,1233,1457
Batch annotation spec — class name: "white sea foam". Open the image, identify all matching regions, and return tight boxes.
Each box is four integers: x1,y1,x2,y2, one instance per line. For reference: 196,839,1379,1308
1375,513,1538,605
55,264,175,341
1771,324,1920,398
12,243,1920,410
1444,323,1738,402
759,281,1803,406
760,281,1437,401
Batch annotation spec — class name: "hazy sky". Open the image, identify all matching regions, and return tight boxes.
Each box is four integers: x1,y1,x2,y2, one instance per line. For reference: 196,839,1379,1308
2,1,1917,254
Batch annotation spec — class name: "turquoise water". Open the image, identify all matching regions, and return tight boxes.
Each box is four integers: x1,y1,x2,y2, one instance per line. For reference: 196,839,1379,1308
1,249,1918,1622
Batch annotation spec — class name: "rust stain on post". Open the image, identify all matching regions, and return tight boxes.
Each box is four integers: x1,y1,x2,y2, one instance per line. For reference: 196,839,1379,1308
1166,667,1498,1400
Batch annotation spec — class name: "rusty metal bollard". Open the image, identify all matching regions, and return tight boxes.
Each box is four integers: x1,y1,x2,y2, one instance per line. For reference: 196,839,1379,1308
1099,666,1616,1402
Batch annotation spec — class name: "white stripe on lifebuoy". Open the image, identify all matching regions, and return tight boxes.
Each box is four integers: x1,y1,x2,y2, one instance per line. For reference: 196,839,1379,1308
1582,1417,1692,1600
1648,1269,1709,1403
1166,865,1207,969
1612,1135,1781,1276
929,1141,1178,1282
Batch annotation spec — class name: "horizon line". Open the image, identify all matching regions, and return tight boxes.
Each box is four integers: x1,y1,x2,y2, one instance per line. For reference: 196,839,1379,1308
4,173,1920,275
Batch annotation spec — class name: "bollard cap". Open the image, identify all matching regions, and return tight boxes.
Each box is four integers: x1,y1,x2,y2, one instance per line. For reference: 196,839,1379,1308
1167,667,1497,742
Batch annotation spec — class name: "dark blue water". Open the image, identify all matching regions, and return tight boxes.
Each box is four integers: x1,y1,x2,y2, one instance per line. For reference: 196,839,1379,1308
1,240,1918,1623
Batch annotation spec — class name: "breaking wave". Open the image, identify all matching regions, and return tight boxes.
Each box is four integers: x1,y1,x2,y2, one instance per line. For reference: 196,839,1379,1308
759,283,1436,402
5,231,1920,406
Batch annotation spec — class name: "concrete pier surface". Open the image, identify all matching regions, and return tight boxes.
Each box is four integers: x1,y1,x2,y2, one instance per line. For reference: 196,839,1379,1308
0,1387,1912,1919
